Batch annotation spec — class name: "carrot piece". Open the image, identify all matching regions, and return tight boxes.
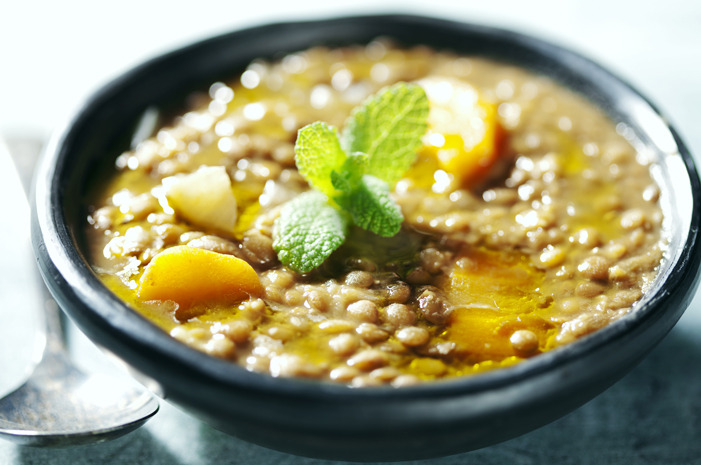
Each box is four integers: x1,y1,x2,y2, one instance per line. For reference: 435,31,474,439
436,101,503,185
441,247,554,359
138,245,262,306
448,307,551,359
418,77,504,187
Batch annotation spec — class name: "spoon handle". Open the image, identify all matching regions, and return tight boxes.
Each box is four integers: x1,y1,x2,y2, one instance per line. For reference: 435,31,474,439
4,136,70,362
35,272,70,361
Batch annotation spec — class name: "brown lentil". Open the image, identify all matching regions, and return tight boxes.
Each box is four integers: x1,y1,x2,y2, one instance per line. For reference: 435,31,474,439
328,333,360,355
395,326,430,347
417,289,451,324
346,300,379,323
347,349,389,371
344,271,375,288
509,330,539,354
383,303,417,327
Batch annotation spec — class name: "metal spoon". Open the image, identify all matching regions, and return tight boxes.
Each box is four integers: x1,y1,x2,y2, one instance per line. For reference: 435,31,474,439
0,136,159,446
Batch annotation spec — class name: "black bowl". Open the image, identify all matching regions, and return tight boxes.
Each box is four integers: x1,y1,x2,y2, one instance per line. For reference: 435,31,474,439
32,14,701,461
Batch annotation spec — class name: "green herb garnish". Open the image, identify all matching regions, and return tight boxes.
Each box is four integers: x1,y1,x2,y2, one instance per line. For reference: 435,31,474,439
273,82,429,273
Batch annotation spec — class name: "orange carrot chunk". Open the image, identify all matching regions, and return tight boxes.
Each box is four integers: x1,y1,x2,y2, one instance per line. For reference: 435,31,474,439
138,245,262,306
418,77,504,187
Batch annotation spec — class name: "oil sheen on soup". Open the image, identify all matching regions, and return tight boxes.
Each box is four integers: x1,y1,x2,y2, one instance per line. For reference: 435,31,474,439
85,41,667,387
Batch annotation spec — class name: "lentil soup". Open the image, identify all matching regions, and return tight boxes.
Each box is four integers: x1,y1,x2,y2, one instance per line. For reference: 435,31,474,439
85,41,667,387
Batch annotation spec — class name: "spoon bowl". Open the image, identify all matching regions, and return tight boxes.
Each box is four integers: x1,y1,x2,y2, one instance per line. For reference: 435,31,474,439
0,343,159,447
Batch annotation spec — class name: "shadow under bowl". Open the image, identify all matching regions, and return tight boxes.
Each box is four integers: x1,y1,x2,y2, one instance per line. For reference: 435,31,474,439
31,14,701,462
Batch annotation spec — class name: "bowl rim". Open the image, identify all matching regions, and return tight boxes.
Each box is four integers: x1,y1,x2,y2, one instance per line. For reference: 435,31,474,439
32,13,701,404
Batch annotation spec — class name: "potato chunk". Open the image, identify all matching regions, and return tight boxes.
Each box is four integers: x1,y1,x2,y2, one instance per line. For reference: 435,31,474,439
163,165,237,233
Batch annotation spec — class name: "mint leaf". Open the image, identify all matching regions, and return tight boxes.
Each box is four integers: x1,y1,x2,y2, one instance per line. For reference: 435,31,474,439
337,175,403,237
273,191,350,273
343,82,429,186
295,121,347,197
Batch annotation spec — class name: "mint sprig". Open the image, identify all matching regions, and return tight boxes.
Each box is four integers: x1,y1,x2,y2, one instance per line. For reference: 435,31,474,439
272,82,429,273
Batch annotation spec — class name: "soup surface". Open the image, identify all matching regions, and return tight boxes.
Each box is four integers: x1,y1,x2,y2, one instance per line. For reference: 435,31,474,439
86,41,666,387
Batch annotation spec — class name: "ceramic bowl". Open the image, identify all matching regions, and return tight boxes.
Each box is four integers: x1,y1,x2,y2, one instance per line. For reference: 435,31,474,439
32,14,701,461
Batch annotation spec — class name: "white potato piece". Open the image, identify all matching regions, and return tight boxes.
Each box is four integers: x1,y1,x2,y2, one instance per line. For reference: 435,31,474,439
162,165,237,233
